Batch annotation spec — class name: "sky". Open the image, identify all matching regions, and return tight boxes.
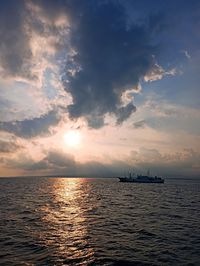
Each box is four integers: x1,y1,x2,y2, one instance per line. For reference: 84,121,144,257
0,0,199,178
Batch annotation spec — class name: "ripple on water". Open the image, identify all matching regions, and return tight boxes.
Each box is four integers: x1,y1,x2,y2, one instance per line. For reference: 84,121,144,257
0,177,200,266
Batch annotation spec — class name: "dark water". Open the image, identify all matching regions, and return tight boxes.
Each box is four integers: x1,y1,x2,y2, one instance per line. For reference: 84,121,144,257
0,177,200,266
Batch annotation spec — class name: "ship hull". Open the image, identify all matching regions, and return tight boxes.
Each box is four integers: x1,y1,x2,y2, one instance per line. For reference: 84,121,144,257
118,177,164,183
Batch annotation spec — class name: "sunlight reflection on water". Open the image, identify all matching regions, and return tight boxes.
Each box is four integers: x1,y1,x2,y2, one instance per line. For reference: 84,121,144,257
38,178,94,265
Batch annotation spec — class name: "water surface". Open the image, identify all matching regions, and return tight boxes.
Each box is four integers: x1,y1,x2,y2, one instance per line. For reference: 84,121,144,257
0,177,199,265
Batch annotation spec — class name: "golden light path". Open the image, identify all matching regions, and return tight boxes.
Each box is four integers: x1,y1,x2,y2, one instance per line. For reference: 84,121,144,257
39,178,94,264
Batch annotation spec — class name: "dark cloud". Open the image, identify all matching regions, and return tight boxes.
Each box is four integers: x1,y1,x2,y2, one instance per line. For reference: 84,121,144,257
63,0,159,126
0,110,60,138
133,120,146,129
0,139,22,153
87,115,105,129
0,0,33,79
46,151,75,168
3,149,129,177
24,150,112,176
116,103,136,125
26,151,76,173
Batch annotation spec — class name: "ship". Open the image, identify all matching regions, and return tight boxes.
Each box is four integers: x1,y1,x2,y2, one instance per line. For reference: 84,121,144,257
118,171,164,183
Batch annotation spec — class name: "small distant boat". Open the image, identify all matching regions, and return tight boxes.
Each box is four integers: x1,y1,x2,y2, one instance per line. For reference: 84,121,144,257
118,171,164,184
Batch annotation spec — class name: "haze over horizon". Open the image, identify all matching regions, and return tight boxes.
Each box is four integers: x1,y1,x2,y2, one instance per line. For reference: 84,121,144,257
0,0,199,178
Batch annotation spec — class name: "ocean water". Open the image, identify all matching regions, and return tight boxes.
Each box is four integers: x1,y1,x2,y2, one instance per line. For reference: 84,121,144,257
0,177,199,266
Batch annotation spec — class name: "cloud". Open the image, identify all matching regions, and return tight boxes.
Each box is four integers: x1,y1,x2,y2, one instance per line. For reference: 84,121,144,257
2,147,199,178
0,0,33,79
0,0,198,148
0,0,68,81
26,150,76,173
133,120,146,129
45,151,75,168
61,1,164,127
181,50,191,59
129,147,200,177
116,103,136,125
0,109,60,138
141,98,200,135
0,0,71,140
0,139,22,153
86,115,105,129
0,0,190,134
2,148,130,177
144,63,177,82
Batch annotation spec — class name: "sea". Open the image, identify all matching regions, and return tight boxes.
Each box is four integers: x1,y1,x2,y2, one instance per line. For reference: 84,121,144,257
0,177,199,266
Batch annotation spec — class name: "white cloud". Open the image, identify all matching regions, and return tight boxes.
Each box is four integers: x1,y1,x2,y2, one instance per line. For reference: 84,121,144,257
144,63,177,82
181,49,191,59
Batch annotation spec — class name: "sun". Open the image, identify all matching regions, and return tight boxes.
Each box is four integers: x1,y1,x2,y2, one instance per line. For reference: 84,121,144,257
64,130,81,147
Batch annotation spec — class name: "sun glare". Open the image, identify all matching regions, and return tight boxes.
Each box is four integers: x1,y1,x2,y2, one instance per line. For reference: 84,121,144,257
64,131,81,147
